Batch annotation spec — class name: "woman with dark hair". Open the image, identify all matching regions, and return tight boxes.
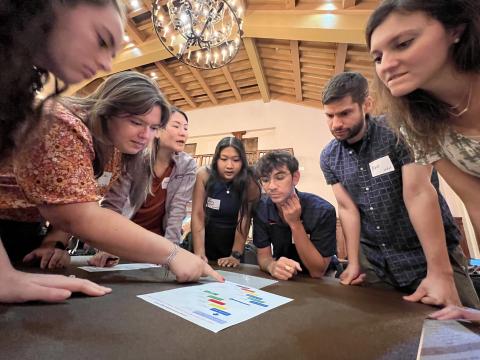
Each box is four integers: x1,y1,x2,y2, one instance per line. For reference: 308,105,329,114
366,0,480,239
89,108,197,267
192,137,260,267
0,0,126,303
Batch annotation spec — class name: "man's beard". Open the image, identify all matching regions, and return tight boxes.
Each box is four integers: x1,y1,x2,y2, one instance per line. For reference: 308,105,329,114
332,115,365,141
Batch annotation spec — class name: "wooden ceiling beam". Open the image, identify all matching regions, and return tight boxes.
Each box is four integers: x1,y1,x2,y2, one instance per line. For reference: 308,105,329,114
285,0,296,10
221,66,242,101
127,7,148,19
189,68,218,105
125,18,146,44
243,37,270,103
334,43,348,74
243,12,370,44
142,0,153,10
290,41,302,101
155,61,197,108
342,0,358,9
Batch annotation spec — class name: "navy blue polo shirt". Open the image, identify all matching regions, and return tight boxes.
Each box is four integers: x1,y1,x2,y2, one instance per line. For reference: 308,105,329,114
253,190,337,272
320,115,460,287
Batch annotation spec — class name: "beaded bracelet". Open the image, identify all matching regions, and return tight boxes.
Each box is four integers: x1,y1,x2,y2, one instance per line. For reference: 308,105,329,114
164,243,179,270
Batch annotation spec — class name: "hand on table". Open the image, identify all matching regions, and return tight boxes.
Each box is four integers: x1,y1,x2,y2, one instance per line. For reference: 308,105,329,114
23,247,70,269
88,251,120,267
428,305,480,323
268,257,302,280
403,273,461,307
194,251,209,263
339,263,366,285
170,247,224,283
217,256,240,268
0,268,111,303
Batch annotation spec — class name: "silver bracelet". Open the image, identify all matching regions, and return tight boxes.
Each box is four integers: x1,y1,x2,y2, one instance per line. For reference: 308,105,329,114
164,243,179,269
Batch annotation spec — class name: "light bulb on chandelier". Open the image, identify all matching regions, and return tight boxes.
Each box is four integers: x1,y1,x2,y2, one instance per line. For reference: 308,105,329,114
152,0,244,70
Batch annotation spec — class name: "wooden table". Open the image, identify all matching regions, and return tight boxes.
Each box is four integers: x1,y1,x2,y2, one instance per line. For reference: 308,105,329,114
0,264,432,360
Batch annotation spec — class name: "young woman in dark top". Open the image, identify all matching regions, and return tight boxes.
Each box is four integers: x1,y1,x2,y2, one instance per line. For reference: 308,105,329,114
192,137,260,267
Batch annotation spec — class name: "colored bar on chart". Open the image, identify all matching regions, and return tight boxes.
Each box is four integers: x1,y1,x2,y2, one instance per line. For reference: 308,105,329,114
204,290,219,296
249,300,268,307
193,310,227,324
210,308,231,316
208,298,226,306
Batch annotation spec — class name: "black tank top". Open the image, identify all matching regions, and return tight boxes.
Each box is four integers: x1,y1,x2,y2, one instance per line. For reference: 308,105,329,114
204,179,242,260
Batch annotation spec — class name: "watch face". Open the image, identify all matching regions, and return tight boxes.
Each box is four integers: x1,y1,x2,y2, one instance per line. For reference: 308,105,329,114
231,251,242,260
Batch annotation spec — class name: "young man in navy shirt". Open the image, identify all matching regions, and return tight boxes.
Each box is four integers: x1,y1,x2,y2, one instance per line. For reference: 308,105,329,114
253,151,337,280
320,72,478,308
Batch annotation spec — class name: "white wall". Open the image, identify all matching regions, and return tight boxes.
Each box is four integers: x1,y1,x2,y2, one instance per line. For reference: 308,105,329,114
187,99,337,206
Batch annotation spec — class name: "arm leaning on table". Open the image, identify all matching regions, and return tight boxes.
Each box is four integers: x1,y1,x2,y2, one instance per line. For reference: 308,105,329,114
0,241,111,303
23,227,71,269
331,183,366,286
429,305,480,323
280,192,332,278
433,158,480,242
191,167,209,262
401,163,461,307
253,210,301,281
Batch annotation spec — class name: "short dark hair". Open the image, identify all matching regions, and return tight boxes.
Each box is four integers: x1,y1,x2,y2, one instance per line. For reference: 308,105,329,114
170,106,188,124
322,72,369,105
255,151,299,179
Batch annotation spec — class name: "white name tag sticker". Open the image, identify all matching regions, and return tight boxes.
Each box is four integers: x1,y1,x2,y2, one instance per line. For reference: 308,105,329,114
162,177,170,189
97,171,113,187
206,197,221,210
369,156,395,177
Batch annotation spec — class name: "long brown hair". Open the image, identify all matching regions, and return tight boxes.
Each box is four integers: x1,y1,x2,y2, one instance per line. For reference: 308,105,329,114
59,71,170,177
365,0,480,154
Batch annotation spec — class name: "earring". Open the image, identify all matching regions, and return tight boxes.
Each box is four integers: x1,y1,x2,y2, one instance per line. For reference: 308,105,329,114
454,38,460,43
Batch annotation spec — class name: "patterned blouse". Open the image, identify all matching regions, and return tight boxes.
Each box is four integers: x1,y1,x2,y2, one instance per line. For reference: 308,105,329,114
0,102,122,222
413,131,480,178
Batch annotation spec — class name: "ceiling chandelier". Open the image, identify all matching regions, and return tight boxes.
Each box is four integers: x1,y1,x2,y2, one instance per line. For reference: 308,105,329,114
152,0,244,70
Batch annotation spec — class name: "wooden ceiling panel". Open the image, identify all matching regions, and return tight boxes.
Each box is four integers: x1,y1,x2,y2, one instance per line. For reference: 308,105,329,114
265,68,294,81
67,0,382,110
232,69,256,81
210,83,235,93
239,86,261,96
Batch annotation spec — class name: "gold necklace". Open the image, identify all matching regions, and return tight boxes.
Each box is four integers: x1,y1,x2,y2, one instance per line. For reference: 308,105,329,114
447,81,473,117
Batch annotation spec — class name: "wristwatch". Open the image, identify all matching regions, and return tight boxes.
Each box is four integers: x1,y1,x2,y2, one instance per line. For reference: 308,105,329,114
231,251,242,260
54,241,66,250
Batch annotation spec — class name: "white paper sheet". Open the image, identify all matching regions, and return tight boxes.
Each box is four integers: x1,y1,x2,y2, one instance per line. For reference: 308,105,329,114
79,263,162,272
201,270,278,289
138,281,293,333
417,319,480,359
